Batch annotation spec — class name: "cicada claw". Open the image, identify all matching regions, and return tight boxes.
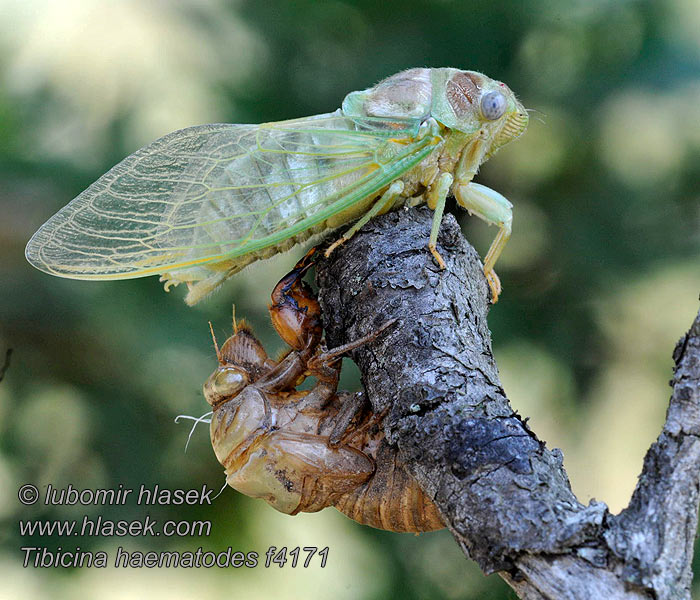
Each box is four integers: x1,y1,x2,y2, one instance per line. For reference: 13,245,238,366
485,268,502,303
429,244,447,270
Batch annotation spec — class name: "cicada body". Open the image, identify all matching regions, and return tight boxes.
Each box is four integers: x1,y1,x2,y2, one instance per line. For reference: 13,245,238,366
26,68,528,303
203,252,444,532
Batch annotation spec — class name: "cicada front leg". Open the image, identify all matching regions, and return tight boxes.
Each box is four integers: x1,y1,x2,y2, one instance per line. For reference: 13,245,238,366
251,249,323,393
453,181,512,303
426,172,454,270
265,246,397,404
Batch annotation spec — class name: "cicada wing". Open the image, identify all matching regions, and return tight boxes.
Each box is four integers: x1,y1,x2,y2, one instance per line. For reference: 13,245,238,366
25,111,434,283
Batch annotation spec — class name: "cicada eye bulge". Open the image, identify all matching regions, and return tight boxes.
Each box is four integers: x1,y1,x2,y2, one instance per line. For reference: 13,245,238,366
204,366,249,406
213,367,248,396
481,91,507,120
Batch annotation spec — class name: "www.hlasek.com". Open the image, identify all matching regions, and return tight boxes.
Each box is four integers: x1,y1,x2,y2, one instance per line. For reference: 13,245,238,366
18,484,328,569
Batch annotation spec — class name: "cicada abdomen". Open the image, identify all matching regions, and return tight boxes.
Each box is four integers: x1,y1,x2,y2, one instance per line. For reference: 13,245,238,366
333,438,444,532
208,374,444,532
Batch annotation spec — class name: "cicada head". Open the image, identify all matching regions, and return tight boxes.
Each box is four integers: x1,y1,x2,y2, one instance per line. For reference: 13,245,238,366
430,68,528,158
203,321,269,407
342,68,527,163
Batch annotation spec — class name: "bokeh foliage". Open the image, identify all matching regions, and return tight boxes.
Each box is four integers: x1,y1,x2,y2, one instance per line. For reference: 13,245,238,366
0,0,698,598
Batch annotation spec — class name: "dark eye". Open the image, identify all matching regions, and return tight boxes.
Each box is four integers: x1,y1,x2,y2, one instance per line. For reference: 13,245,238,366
481,91,507,120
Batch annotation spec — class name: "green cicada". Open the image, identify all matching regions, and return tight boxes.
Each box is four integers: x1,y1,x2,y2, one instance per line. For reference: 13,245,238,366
25,68,528,304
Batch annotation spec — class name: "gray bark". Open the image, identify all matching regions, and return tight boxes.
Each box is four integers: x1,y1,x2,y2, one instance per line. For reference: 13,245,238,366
314,206,700,600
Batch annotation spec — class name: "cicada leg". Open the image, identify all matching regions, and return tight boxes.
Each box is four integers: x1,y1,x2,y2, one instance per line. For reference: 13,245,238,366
324,180,404,257
329,397,390,448
427,172,454,270
250,251,321,393
296,319,397,414
453,181,513,303
292,356,342,412
326,392,367,447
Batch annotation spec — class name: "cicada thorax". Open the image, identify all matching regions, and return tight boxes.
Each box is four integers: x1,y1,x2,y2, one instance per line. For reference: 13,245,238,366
342,68,433,120
208,387,264,472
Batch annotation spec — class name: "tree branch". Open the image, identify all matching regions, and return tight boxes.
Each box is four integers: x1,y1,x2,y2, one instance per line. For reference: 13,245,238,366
315,206,700,600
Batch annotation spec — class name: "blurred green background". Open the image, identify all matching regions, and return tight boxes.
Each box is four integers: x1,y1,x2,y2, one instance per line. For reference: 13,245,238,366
1,0,698,598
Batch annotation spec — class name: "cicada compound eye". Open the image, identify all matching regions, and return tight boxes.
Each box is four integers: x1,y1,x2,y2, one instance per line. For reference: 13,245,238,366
203,366,249,406
480,91,507,121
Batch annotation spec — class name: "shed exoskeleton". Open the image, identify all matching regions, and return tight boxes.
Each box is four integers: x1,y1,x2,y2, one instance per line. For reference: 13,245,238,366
203,251,444,532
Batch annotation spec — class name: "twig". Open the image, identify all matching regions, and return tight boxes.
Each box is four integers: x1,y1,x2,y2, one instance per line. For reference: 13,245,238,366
315,206,700,600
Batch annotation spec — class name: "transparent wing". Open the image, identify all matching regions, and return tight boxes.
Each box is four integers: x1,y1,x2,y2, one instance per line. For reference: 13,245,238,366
25,111,435,281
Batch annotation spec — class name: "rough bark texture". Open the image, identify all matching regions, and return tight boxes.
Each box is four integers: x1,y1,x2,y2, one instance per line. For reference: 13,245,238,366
314,206,700,600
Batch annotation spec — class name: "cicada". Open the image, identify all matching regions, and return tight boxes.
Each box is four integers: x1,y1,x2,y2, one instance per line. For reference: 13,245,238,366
25,68,527,303
204,251,444,532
